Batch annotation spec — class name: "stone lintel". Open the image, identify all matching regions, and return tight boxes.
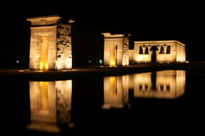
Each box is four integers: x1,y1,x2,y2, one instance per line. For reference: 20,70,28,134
102,33,125,38
134,40,185,46
26,15,61,26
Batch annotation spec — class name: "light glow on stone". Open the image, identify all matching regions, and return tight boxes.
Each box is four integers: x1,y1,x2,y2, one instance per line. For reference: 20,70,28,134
102,33,130,67
27,16,73,70
66,57,72,69
109,46,116,67
39,36,48,70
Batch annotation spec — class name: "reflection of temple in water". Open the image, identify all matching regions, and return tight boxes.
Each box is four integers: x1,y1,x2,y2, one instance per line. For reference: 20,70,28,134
27,80,72,133
103,70,186,109
103,76,129,109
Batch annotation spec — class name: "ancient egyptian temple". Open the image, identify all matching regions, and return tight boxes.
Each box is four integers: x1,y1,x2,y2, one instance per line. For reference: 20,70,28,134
102,33,130,66
26,16,186,69
129,40,186,63
26,16,73,70
102,33,186,66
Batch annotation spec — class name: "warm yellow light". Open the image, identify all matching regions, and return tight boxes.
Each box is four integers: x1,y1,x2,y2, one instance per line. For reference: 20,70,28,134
136,56,143,61
110,77,116,95
131,70,185,99
133,41,186,63
40,82,49,113
40,36,48,70
40,63,43,70
66,57,72,69
103,76,124,109
28,80,73,132
110,46,116,67
110,60,116,67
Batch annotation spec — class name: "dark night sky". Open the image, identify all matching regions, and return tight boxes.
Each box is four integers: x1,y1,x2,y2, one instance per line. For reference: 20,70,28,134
1,1,204,67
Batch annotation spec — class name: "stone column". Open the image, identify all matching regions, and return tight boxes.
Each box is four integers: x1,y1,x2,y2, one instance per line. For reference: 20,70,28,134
56,19,74,69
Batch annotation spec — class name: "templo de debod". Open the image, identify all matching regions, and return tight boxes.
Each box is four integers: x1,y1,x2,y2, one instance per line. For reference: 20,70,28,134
26,16,74,70
26,15,186,69
102,33,186,66
129,40,186,63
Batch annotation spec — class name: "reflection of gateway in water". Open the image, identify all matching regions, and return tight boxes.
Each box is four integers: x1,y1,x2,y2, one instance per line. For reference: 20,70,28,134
103,70,186,109
27,80,73,133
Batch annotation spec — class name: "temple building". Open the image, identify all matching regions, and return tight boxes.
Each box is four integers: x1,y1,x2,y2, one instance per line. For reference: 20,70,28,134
129,40,186,63
26,16,74,70
102,33,130,66
27,80,73,132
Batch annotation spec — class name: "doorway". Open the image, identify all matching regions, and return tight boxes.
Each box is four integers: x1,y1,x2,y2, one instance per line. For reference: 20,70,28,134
40,36,48,70
110,45,117,66
150,46,158,63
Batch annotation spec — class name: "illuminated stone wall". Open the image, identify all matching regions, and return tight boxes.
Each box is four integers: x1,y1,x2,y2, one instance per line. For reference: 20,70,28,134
26,16,73,70
27,80,72,132
56,23,72,69
130,40,186,63
176,42,186,62
102,33,130,66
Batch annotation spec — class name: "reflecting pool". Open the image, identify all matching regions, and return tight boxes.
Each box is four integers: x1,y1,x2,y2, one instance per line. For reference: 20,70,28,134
1,69,205,135
27,80,73,132
103,70,185,109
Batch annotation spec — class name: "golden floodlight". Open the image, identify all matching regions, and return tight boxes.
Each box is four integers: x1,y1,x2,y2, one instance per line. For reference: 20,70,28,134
110,46,116,67
40,37,48,70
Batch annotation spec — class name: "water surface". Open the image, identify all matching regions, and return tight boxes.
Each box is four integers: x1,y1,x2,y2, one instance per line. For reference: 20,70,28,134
1,70,204,135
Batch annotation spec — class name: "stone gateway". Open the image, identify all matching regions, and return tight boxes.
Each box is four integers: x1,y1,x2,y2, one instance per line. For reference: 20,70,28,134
102,33,130,66
26,16,73,70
